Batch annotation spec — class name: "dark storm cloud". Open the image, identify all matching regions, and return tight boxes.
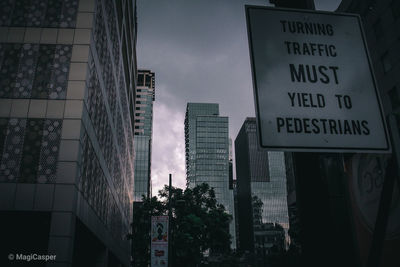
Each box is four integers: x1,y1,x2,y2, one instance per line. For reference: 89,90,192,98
136,0,342,193
137,0,267,116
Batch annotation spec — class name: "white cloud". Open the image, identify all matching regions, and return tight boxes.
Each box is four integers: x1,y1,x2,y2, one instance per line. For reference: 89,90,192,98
151,101,186,197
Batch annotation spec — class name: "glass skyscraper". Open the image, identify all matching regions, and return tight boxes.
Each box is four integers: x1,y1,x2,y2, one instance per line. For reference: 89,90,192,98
235,118,289,257
133,70,155,201
0,0,137,266
184,102,236,249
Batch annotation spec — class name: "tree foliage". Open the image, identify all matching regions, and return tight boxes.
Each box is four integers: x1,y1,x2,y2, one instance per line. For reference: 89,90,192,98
131,196,164,267
131,183,233,266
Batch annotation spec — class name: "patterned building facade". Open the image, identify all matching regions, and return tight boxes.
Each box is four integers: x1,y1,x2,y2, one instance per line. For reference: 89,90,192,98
133,70,155,201
0,0,136,266
235,118,289,257
184,102,236,249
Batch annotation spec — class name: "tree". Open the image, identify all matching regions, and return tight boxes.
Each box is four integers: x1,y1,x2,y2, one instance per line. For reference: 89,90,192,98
131,183,233,266
131,196,165,267
159,183,232,266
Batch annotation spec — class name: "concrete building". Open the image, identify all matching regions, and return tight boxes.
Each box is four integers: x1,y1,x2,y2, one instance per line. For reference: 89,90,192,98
133,69,155,201
235,118,289,257
0,0,137,266
184,102,236,249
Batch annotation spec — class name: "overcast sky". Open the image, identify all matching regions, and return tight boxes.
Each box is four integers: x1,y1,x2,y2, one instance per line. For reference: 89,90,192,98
136,0,342,196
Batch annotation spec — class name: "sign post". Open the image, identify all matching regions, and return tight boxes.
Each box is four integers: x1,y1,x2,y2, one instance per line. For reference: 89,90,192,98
150,216,169,267
246,6,390,153
245,2,393,267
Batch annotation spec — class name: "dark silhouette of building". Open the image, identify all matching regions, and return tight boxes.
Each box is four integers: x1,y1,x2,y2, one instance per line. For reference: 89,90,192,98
235,118,288,263
0,0,137,266
284,152,302,254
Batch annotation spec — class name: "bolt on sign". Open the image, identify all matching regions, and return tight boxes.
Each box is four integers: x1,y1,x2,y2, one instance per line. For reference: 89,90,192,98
151,216,168,267
245,6,391,153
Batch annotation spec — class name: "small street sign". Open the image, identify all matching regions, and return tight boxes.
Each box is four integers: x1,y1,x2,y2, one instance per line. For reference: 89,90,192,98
151,216,169,267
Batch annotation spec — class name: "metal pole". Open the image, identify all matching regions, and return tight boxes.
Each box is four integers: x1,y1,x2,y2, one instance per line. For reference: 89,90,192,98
366,157,396,267
367,115,398,267
168,174,172,267
269,1,358,267
388,114,400,194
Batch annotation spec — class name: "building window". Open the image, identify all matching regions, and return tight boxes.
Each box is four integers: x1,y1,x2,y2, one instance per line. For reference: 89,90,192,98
389,87,400,109
145,77,151,87
137,74,144,86
381,52,392,73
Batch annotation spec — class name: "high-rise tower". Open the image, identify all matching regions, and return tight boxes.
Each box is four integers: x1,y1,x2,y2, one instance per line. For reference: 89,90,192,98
0,0,137,266
184,102,236,248
133,69,155,201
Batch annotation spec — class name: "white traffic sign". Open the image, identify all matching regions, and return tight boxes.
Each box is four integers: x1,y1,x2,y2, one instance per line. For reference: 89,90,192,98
246,6,391,153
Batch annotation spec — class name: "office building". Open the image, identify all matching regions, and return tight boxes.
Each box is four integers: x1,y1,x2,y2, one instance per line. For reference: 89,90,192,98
0,0,137,266
184,102,236,249
133,69,155,201
235,118,289,257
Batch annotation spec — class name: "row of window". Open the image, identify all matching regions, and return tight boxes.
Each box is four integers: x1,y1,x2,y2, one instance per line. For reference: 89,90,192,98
85,55,134,218
196,154,227,160
196,132,227,138
196,148,227,154
0,118,62,183
197,142,227,149
0,0,78,28
80,130,130,241
197,123,228,129
197,137,227,143
196,160,228,165
0,43,71,99
197,128,228,134
195,165,227,171
137,73,154,88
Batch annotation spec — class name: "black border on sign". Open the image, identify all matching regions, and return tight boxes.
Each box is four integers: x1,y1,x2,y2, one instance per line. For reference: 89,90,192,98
245,5,391,153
